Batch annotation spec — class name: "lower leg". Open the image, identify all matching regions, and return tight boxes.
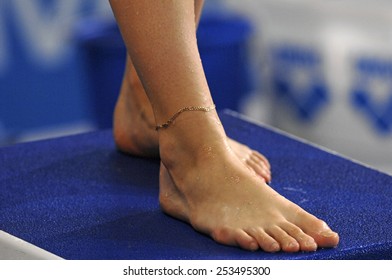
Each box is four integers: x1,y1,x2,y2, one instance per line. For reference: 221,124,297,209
112,0,271,180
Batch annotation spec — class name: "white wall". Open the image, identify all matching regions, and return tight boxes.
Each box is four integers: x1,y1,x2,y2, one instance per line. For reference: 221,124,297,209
225,0,392,175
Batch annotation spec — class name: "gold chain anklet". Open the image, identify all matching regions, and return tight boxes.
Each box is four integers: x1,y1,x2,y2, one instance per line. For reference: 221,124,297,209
155,104,216,130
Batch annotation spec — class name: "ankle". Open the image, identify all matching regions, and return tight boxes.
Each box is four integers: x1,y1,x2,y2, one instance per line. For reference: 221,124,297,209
158,113,229,170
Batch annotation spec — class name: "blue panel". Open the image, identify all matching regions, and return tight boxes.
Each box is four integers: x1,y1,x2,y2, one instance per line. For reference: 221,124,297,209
1,111,391,259
0,0,108,138
351,57,392,133
271,45,329,121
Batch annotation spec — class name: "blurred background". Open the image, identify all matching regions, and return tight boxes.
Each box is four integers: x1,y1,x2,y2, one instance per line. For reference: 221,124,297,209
1,0,391,175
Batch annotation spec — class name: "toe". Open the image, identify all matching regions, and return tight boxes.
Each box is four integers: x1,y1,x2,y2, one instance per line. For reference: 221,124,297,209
234,229,259,251
267,226,300,252
313,228,339,248
251,151,271,170
252,154,271,178
246,227,280,252
212,227,259,251
246,159,271,182
281,223,317,251
293,211,339,248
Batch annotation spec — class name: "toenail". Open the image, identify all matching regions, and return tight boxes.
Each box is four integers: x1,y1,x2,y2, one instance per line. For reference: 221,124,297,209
288,242,298,249
249,242,258,251
321,230,336,238
305,240,317,249
270,242,280,252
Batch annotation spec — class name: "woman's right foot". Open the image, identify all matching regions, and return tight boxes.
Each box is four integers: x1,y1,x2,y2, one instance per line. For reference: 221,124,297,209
158,111,339,252
113,58,271,181
113,65,338,252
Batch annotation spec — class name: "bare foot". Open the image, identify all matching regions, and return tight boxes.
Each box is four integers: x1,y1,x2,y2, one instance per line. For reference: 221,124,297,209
113,59,271,182
158,112,339,252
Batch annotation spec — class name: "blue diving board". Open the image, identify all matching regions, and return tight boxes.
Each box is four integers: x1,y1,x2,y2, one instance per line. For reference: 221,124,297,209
1,110,391,259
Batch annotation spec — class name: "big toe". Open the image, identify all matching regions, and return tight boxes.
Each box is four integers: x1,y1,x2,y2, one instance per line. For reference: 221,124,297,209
304,220,339,248
294,211,339,248
312,229,339,248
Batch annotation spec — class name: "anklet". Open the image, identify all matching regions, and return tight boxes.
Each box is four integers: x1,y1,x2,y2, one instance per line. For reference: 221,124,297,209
155,104,216,130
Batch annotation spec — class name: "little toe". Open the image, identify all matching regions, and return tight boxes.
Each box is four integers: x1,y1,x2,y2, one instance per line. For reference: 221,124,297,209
212,227,259,251
234,229,259,251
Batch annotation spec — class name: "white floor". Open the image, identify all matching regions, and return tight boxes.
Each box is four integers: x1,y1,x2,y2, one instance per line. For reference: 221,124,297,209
0,231,63,260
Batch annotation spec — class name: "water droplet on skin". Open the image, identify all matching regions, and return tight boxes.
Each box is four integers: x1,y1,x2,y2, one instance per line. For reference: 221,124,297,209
203,146,212,152
230,175,240,184
201,146,215,158
224,174,240,185
224,143,232,153
186,65,195,73
235,208,241,220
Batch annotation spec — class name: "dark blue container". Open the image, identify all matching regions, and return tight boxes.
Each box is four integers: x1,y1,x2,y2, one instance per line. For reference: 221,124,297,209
197,13,253,112
78,20,126,129
78,14,253,128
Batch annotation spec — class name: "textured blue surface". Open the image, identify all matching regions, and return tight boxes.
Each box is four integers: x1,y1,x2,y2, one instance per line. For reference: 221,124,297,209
1,111,392,259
